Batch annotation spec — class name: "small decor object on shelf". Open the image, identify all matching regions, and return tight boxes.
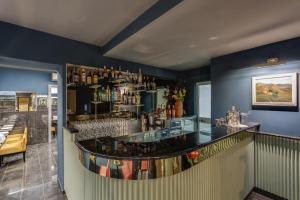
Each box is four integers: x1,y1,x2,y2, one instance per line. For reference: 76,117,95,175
226,106,241,127
172,88,186,118
252,73,298,111
215,118,226,126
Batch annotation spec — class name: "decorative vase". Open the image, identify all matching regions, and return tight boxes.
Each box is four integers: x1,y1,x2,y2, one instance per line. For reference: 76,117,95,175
175,100,183,118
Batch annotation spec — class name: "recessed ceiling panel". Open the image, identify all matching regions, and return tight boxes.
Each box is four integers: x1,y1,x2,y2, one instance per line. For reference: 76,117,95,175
105,0,300,70
0,0,157,45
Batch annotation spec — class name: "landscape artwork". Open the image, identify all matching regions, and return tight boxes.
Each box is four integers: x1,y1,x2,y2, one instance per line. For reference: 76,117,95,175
252,73,298,107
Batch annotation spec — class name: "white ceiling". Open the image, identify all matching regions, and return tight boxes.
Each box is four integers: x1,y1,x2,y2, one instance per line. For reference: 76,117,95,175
105,0,300,70
0,0,157,46
1,0,300,71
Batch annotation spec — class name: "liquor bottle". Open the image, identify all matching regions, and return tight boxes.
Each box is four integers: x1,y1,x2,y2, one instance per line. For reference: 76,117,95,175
151,77,156,90
99,68,103,80
134,73,138,85
125,70,130,83
111,67,115,80
101,87,105,101
81,68,86,85
98,88,103,102
138,69,143,85
146,77,150,90
122,90,127,105
117,88,121,102
105,86,111,101
118,66,123,79
108,89,112,102
136,92,141,105
127,91,132,105
129,73,133,84
93,69,98,84
74,69,79,84
103,66,108,78
93,90,98,102
163,107,167,119
171,105,176,118
108,67,112,81
143,76,147,90
168,105,172,119
86,70,92,85
111,88,116,102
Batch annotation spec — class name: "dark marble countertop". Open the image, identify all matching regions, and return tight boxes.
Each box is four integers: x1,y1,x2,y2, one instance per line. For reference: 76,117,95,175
75,122,260,160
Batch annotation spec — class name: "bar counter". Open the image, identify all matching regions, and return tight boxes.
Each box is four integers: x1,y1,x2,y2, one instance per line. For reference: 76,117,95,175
63,121,261,200
70,122,260,180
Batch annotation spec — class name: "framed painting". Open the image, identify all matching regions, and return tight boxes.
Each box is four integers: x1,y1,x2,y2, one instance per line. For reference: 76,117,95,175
252,73,298,111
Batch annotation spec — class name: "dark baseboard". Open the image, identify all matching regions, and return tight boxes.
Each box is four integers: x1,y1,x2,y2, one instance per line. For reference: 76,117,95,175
244,187,255,200
253,187,287,200
244,187,288,200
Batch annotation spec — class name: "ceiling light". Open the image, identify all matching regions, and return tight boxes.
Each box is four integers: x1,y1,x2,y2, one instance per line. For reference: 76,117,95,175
133,44,152,54
188,44,197,48
209,36,219,41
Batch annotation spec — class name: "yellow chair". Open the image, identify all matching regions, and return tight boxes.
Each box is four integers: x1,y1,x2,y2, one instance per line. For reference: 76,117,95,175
0,127,28,165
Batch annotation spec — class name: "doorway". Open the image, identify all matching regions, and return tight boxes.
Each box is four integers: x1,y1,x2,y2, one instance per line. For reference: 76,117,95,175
196,82,211,132
48,84,58,143
0,56,64,193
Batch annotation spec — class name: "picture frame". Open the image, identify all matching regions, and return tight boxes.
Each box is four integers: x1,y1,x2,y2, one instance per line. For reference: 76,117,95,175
37,95,48,107
252,73,298,111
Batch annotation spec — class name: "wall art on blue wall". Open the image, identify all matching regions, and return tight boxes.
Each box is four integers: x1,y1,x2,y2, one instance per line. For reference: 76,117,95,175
252,73,298,111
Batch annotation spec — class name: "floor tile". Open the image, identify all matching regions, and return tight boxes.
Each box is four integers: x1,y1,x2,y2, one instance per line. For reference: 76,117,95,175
0,139,66,199
21,185,44,200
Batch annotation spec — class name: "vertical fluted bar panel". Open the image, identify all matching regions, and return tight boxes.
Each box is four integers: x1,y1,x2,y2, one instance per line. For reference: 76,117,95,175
64,129,254,200
255,134,300,200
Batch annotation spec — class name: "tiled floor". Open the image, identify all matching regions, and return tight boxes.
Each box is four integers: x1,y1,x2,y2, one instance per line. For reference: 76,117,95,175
0,140,67,200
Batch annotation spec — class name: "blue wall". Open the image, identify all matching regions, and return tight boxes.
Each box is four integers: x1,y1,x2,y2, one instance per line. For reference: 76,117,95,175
0,67,53,94
211,37,300,136
183,66,210,115
0,21,178,80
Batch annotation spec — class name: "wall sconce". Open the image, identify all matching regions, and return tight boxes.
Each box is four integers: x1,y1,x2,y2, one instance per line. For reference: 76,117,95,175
255,57,282,68
51,72,58,81
266,57,280,65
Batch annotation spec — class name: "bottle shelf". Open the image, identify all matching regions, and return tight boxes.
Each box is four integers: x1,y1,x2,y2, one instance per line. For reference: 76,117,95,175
115,104,144,108
114,83,135,88
91,101,105,104
89,85,101,89
131,89,146,93
114,82,146,88
67,83,76,87
146,90,157,94
111,78,126,83
67,83,103,88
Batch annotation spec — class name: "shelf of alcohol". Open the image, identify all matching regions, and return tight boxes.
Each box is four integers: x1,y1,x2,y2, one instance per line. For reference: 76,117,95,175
146,90,157,94
67,83,103,88
111,79,126,83
89,85,101,89
114,82,145,88
115,104,144,108
131,90,146,93
91,101,105,104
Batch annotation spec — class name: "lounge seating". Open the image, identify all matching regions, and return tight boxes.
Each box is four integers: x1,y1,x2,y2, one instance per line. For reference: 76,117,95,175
0,127,27,165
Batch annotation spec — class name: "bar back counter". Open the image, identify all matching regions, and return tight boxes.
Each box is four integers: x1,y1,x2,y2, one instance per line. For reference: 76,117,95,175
63,118,263,200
